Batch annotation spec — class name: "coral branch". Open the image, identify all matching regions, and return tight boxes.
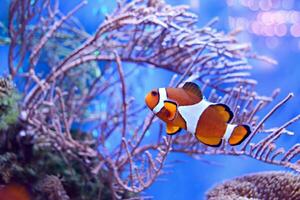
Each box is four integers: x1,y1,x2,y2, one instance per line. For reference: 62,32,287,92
242,93,294,150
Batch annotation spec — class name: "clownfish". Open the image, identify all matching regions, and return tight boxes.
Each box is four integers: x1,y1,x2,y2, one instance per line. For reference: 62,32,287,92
145,82,251,147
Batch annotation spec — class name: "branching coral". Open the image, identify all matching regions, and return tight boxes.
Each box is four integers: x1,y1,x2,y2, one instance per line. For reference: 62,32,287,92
3,0,300,198
206,171,300,200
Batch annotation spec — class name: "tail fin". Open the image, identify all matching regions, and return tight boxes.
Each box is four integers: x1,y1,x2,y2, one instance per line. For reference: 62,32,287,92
228,125,251,146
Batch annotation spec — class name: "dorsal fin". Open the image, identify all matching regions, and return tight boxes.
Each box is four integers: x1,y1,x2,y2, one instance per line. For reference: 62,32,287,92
182,82,203,99
211,103,234,123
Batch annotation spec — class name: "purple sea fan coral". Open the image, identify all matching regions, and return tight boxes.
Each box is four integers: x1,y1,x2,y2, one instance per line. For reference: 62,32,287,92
3,0,300,198
206,171,300,200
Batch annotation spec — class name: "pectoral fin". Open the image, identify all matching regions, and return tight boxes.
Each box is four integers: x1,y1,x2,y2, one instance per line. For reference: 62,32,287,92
164,100,178,121
166,124,181,135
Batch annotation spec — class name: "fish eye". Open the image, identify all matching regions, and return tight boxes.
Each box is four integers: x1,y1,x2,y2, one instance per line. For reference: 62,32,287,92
151,90,158,96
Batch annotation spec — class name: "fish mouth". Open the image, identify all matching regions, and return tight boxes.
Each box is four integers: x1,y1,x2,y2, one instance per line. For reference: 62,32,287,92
145,90,158,110
145,92,152,109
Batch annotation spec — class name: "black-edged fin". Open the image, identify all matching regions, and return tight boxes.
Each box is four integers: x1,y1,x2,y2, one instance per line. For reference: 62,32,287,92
164,100,178,121
182,82,203,99
211,103,234,123
195,135,222,147
166,124,181,135
228,124,251,146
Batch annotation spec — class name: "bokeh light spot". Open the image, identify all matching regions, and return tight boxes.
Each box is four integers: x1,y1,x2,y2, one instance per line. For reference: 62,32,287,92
290,24,300,37
275,24,287,37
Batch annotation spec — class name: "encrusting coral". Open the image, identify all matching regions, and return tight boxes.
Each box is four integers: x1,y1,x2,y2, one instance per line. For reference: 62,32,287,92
206,171,300,200
0,77,19,131
1,0,300,199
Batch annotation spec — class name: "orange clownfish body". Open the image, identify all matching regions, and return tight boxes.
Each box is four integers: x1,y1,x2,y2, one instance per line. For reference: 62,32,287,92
145,82,251,147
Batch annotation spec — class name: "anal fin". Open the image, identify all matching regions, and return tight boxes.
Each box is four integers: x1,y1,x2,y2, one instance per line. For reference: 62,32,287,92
195,135,222,147
211,103,234,123
166,124,181,135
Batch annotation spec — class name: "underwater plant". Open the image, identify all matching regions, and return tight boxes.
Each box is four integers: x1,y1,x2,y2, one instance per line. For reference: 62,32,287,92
0,0,299,199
